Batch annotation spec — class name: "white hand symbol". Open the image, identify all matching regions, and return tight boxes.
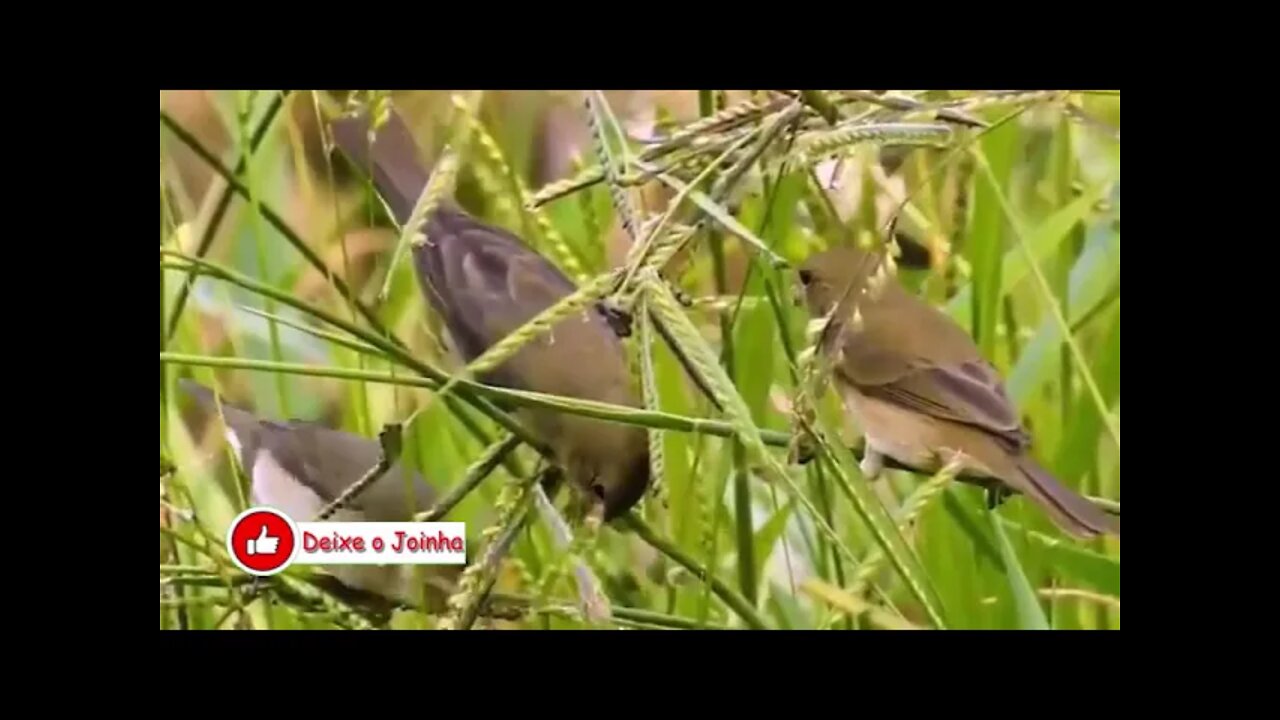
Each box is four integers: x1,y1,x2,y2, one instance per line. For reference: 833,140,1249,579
246,525,280,555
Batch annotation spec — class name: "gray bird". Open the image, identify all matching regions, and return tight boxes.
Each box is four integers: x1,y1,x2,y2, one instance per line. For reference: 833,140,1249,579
177,378,460,610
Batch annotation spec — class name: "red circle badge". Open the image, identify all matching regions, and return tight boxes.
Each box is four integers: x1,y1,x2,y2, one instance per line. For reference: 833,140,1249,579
226,507,299,576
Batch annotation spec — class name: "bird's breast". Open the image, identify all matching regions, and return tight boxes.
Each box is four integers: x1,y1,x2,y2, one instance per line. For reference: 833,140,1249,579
838,382,1009,480
250,449,365,523
838,383,944,472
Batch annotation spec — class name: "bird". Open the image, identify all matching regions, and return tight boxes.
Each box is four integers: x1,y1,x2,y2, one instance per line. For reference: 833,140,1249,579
795,245,1119,539
327,105,651,524
176,378,460,611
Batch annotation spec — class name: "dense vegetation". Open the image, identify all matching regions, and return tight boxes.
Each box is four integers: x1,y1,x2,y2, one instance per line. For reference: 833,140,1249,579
160,90,1120,630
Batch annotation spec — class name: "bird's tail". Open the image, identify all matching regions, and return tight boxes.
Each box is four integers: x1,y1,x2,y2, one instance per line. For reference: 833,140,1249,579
328,106,430,227
1013,457,1120,539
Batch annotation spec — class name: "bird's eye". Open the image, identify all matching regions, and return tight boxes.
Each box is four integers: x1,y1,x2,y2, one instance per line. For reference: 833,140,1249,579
798,269,813,285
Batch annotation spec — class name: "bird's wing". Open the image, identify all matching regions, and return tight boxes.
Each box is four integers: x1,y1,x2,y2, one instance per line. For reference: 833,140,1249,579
257,419,438,521
254,419,362,510
837,331,1031,453
413,208,616,388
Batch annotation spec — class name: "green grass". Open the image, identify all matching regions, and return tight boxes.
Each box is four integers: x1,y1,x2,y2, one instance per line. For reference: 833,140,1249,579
159,89,1120,630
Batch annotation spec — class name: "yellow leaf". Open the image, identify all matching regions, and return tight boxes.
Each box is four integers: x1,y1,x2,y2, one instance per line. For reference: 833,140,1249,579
800,578,924,630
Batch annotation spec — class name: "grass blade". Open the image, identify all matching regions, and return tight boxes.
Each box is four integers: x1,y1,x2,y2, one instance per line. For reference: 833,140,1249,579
971,152,1120,451
1007,225,1120,404
159,109,390,340
1000,518,1120,597
752,499,795,592
158,252,546,455
379,147,460,301
235,305,386,358
619,513,768,629
163,90,288,345
990,512,1050,629
965,123,1018,354
946,176,1115,329
641,274,884,609
801,578,924,630
647,168,790,269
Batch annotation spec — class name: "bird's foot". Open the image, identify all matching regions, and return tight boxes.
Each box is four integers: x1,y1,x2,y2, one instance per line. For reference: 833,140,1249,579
584,499,605,533
596,301,634,338
860,450,884,482
789,434,817,465
985,485,1013,510
246,576,267,602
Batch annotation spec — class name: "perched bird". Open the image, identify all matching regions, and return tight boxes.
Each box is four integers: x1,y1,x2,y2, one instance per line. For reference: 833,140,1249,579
796,246,1119,539
176,378,459,610
328,106,650,523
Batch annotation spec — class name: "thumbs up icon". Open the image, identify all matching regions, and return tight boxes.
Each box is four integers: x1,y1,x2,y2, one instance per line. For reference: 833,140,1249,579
246,525,280,555
227,508,296,577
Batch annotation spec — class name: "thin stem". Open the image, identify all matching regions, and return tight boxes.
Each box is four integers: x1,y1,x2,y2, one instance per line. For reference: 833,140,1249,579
1037,587,1120,610
449,473,541,630
971,150,1120,451
416,435,522,522
158,253,546,455
617,513,768,630
312,425,400,521
312,90,374,442
159,109,389,340
699,94,757,609
160,350,788,445
237,90,291,418
236,305,385,358
586,91,639,241
160,350,1062,495
163,90,288,344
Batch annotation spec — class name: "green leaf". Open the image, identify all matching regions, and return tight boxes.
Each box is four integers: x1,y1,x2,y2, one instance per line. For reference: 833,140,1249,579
1001,519,1120,597
923,487,1008,628
1008,226,1121,405
734,199,782,427
652,171,790,269
1055,299,1120,484
967,123,1019,354
752,498,795,589
651,328,699,551
811,396,951,628
990,512,1050,629
947,176,1116,330
767,581,810,629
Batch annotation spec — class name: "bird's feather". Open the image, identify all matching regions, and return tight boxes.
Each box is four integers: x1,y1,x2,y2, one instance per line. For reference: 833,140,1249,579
837,282,1031,452
328,102,651,520
177,380,437,521
1012,456,1121,537
799,247,1118,539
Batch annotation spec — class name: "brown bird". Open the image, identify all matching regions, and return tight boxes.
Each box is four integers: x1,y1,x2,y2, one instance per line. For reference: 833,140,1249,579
328,106,650,523
797,246,1119,539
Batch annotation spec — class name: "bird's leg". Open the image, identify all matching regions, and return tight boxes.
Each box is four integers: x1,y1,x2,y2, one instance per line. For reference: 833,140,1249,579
789,433,817,465
986,485,1012,510
859,448,885,482
246,577,266,602
596,301,633,338
583,496,606,535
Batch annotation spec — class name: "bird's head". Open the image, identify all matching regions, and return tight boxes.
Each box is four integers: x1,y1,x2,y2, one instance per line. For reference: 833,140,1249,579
589,446,651,523
795,246,881,317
